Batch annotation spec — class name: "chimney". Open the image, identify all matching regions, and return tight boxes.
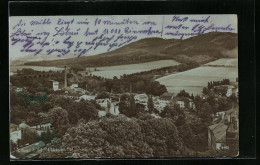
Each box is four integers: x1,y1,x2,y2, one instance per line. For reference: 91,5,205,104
64,66,67,88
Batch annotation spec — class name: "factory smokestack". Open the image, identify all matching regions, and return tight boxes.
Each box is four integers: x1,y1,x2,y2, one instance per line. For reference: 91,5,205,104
64,65,67,88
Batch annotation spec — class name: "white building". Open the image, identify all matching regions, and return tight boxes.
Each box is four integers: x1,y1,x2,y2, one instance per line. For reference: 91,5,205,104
30,122,52,136
50,81,59,91
10,130,22,144
76,95,96,102
177,100,185,109
70,84,78,89
98,111,107,117
15,88,23,93
189,100,196,110
153,98,169,112
134,94,148,105
226,85,235,97
108,101,119,115
96,98,110,108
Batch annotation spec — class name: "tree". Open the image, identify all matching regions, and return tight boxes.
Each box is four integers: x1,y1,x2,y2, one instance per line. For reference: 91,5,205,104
147,96,154,112
63,116,153,158
228,93,238,108
194,95,203,110
10,140,17,152
138,118,184,157
128,94,137,117
160,105,180,119
198,102,212,124
146,81,167,96
190,93,194,100
120,94,130,102
177,90,190,98
48,107,69,135
202,87,209,95
95,92,110,99
37,128,53,144
218,97,231,111
18,128,38,147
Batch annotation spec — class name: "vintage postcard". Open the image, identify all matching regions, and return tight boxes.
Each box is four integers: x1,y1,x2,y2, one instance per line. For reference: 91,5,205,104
9,15,238,159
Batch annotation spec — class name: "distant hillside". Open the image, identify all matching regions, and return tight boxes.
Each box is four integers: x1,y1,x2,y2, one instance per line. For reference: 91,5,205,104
10,53,76,66
24,32,237,67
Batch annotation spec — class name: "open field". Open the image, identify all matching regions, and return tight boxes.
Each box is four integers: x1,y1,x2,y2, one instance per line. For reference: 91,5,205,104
204,58,238,67
156,59,238,95
90,60,180,79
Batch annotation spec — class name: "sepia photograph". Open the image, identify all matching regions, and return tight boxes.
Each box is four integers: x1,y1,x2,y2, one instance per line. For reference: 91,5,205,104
9,15,239,159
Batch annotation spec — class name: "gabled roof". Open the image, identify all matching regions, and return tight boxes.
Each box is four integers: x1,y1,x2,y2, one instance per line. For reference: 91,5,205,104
19,123,30,129
225,107,239,116
209,120,229,142
17,141,45,155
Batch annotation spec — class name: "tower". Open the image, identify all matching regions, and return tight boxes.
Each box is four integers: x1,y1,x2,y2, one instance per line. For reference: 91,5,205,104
64,65,67,89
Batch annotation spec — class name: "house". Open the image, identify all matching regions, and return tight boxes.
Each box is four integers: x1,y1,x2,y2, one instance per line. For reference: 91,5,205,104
64,94,80,100
98,111,107,117
49,80,59,91
70,84,78,89
27,118,52,136
30,122,52,136
16,141,45,158
208,120,229,150
177,100,185,109
15,87,23,93
208,108,238,151
201,94,208,100
10,124,21,144
134,94,149,111
188,99,196,110
96,98,110,108
212,111,226,123
226,85,235,97
160,92,175,101
134,94,148,107
225,108,239,123
74,87,86,94
173,97,190,109
10,123,19,132
19,123,30,129
153,97,169,112
151,113,161,119
217,111,226,119
108,101,120,115
226,120,239,151
76,94,96,102
189,101,196,110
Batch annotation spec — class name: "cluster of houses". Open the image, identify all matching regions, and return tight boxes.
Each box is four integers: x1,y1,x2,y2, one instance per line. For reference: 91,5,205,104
10,66,239,157
208,108,239,151
10,118,52,158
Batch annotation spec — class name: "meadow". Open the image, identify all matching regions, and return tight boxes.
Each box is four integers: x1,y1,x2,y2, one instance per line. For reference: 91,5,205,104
156,58,238,95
